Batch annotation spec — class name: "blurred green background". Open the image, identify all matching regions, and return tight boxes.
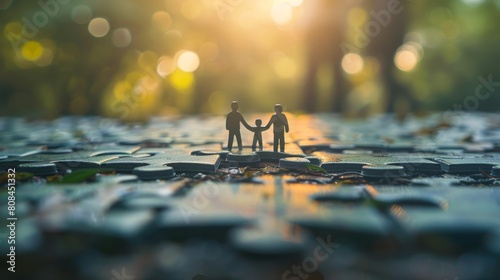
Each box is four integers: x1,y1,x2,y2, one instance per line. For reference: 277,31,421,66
1,0,499,120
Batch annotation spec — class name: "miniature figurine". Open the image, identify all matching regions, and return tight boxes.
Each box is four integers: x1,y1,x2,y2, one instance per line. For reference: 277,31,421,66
264,104,289,152
247,118,268,151
226,101,250,151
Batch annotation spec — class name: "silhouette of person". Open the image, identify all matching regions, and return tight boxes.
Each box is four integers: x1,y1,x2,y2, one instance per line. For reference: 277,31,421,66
247,118,268,151
226,101,250,151
264,104,289,152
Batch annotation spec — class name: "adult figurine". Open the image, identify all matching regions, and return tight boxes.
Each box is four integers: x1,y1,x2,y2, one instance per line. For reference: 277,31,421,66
264,104,289,152
226,101,250,151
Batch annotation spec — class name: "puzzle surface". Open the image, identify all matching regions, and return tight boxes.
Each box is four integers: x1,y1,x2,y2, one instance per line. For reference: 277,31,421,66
1,113,500,280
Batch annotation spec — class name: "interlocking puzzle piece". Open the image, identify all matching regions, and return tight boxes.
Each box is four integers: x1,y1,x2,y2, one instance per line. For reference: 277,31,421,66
297,139,336,152
108,180,186,212
102,150,221,173
118,137,174,147
0,146,42,157
361,165,406,178
290,207,398,251
313,152,442,174
229,224,312,258
278,157,310,170
256,143,306,161
17,162,58,176
154,209,254,242
0,151,122,170
433,155,500,173
304,156,321,166
130,179,187,197
311,188,447,209
45,209,155,254
132,165,176,180
110,196,173,212
410,216,494,255
188,143,224,153
226,150,260,163
72,143,141,155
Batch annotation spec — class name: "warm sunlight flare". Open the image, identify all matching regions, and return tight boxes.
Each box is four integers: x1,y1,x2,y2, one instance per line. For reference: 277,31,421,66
271,3,293,25
177,51,200,73
3,0,499,116
341,53,364,75
395,49,418,72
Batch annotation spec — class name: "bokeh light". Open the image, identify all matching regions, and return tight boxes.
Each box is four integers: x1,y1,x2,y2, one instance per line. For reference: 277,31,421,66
341,53,364,75
177,51,200,73
21,41,44,62
2,1,500,117
112,28,132,48
169,70,195,91
152,11,172,33
156,56,176,78
395,50,418,72
88,17,110,38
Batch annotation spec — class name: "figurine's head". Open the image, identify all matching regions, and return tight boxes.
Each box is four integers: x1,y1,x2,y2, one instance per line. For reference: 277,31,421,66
231,101,239,111
274,104,283,113
255,119,262,126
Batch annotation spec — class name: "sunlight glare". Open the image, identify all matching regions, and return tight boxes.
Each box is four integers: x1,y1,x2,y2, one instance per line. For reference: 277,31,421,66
395,50,418,72
341,53,364,75
177,51,200,72
271,3,293,25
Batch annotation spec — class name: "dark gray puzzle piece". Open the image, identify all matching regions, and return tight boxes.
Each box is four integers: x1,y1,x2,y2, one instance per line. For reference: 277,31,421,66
433,154,500,173
0,151,122,170
313,152,443,175
102,150,221,173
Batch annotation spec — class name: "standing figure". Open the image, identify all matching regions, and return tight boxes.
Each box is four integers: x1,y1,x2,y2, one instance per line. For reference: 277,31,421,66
264,104,289,152
226,101,250,151
247,119,268,151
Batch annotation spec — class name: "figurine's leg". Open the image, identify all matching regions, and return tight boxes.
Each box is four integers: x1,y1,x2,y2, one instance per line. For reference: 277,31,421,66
258,135,263,150
279,131,285,152
227,131,234,150
273,133,278,152
236,131,243,150
252,135,257,151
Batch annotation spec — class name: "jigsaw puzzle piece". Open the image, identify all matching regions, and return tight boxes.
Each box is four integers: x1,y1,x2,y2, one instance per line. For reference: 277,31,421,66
278,157,311,170
132,165,176,180
256,143,306,161
0,146,43,157
17,162,58,176
226,149,260,164
290,207,399,252
0,151,122,170
433,155,500,173
313,152,442,174
102,150,221,173
44,209,156,254
229,223,312,259
154,209,254,242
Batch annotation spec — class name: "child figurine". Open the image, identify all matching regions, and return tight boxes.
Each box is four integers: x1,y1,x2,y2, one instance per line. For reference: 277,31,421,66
248,119,268,151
